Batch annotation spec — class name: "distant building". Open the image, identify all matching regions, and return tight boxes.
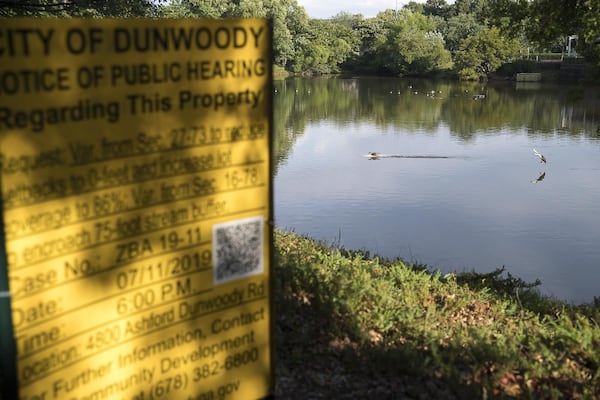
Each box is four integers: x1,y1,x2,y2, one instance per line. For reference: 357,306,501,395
566,35,578,57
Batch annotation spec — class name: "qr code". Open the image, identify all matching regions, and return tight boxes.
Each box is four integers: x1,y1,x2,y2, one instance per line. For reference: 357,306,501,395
212,216,264,285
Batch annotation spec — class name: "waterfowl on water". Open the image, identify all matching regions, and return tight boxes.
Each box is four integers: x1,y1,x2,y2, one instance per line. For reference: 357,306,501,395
533,148,546,163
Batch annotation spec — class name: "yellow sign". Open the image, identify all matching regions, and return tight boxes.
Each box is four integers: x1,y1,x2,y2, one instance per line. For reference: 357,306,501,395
0,18,272,399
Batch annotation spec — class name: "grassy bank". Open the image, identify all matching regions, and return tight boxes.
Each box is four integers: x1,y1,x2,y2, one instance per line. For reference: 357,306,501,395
273,230,600,399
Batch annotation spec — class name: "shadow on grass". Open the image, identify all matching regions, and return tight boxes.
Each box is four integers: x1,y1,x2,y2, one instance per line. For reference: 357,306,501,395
274,236,473,399
273,230,600,399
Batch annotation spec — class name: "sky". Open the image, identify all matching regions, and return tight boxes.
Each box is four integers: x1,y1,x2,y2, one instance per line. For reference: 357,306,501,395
296,0,410,19
296,0,455,19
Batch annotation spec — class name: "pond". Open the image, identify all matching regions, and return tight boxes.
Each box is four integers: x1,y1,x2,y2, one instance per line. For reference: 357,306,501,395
273,77,600,304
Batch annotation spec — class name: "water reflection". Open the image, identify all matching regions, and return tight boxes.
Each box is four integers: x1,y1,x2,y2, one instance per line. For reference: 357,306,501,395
273,77,600,304
366,152,452,160
530,171,546,184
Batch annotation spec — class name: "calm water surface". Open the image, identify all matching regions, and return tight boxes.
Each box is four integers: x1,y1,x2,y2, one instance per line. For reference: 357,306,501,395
273,77,600,304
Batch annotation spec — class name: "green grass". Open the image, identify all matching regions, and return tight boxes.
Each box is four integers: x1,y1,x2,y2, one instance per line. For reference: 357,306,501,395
273,65,289,78
273,230,600,399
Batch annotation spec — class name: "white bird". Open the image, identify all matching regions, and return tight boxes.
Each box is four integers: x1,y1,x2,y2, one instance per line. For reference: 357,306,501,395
533,148,546,163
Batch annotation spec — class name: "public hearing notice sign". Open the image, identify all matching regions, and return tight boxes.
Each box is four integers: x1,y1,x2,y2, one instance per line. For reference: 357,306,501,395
0,18,273,400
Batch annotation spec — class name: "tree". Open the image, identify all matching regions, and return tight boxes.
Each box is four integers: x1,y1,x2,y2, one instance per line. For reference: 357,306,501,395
270,0,310,69
223,0,268,18
0,0,160,17
0,0,71,16
376,10,452,76
339,14,390,73
158,0,311,70
454,26,520,80
160,0,240,18
579,0,600,63
527,0,581,49
329,12,362,56
78,0,161,17
403,1,424,14
452,0,489,20
486,0,530,38
423,0,452,19
525,0,599,63
440,13,484,53
290,18,356,74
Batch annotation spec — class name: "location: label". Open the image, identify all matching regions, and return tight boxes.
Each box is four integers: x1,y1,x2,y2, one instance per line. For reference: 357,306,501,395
0,147,66,175
0,28,54,57
0,99,119,133
112,26,265,53
0,68,70,95
178,89,262,111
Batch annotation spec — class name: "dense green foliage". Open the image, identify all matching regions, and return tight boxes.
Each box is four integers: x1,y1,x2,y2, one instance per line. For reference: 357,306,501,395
454,27,521,80
2,0,598,77
274,230,600,398
0,0,161,17
367,10,453,76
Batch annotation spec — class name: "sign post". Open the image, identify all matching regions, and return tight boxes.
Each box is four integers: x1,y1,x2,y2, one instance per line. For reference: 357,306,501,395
0,18,273,399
